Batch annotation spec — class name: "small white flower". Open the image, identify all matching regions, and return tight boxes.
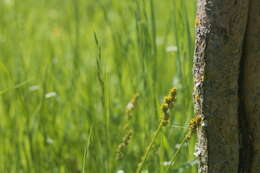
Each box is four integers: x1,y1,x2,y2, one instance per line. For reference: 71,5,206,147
175,144,182,149
126,103,134,110
162,161,173,166
45,92,57,98
46,137,54,144
166,45,178,52
29,85,40,91
116,170,124,173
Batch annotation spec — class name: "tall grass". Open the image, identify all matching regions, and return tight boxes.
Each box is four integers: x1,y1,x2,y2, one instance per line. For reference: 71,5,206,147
0,0,196,172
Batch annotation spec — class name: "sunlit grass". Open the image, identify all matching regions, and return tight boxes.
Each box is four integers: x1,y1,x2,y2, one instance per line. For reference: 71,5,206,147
0,0,196,172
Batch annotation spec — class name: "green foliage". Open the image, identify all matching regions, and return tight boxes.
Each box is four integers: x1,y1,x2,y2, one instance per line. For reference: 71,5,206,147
0,0,196,172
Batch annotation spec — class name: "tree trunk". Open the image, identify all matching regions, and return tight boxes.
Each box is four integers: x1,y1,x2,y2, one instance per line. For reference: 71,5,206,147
193,0,260,173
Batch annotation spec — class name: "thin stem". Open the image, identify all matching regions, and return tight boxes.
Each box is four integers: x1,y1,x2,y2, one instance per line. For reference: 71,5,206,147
136,123,163,173
165,133,189,172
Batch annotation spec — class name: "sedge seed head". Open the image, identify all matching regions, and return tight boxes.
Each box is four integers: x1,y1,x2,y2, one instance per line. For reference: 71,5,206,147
161,119,169,126
169,87,177,97
185,115,202,140
161,103,169,113
164,96,173,104
159,87,177,127
160,112,170,126
126,93,139,118
130,93,140,106
116,130,133,161
189,115,202,132
195,16,200,25
161,112,169,120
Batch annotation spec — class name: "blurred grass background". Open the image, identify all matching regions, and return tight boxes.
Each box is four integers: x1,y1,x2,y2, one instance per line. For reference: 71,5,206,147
0,0,196,172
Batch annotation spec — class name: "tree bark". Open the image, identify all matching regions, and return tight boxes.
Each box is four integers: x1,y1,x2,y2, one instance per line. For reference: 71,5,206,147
193,0,260,172
240,0,260,172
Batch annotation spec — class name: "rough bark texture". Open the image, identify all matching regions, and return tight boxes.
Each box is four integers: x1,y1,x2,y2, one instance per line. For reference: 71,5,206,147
193,0,257,173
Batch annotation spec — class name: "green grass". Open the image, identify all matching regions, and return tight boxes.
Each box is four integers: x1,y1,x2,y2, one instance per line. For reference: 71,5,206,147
0,0,196,172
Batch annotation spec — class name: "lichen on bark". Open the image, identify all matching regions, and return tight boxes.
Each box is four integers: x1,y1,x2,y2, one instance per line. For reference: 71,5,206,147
193,0,250,172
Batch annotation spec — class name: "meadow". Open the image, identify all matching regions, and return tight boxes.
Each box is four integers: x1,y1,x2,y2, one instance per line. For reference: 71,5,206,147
0,0,196,172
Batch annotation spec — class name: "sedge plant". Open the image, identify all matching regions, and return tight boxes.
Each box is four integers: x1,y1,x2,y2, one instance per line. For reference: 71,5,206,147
136,87,177,173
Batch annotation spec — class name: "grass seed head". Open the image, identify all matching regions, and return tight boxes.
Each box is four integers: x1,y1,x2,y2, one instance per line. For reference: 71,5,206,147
186,115,202,139
161,103,169,113
116,130,133,160
169,87,177,97
160,87,177,126
164,96,173,104
126,93,140,119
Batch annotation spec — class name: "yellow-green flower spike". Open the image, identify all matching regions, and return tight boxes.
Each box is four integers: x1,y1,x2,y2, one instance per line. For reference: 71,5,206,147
169,87,177,97
164,96,173,104
161,103,169,113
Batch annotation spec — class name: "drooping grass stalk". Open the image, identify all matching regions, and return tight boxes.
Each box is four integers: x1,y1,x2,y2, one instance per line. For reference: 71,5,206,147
165,134,189,172
82,127,93,173
94,33,105,110
136,124,163,173
116,93,139,161
136,87,177,173
166,115,202,172
94,32,112,171
72,0,80,72
0,79,31,95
